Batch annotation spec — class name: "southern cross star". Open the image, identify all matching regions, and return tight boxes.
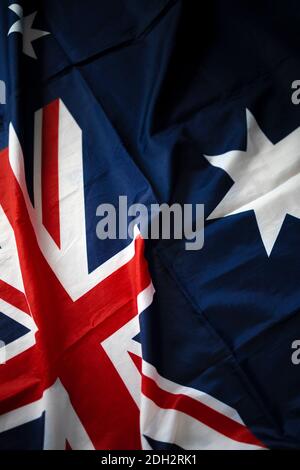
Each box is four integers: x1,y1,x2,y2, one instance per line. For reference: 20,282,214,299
204,109,300,256
7,3,50,59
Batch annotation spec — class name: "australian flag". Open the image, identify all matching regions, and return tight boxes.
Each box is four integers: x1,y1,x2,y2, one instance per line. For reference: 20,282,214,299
0,0,300,450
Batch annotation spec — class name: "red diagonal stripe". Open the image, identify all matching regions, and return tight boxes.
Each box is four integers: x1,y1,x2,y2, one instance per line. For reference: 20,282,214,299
0,280,30,315
0,344,46,415
130,352,265,448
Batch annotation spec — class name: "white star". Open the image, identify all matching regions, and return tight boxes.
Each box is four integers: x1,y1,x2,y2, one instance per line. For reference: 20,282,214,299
204,110,300,256
8,3,50,59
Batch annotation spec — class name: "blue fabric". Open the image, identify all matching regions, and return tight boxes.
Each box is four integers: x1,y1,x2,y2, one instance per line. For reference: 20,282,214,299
0,413,45,450
0,312,30,344
1,0,300,449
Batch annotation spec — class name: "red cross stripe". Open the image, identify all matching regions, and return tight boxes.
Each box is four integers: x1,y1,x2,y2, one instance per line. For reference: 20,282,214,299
0,143,151,449
0,99,266,451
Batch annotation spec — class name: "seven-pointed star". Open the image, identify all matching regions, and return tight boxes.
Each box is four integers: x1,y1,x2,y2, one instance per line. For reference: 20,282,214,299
8,3,50,59
204,109,300,256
